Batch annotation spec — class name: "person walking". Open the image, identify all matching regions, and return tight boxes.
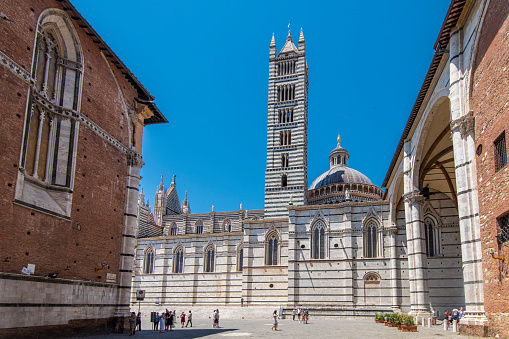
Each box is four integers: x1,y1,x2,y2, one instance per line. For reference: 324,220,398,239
186,310,193,327
129,312,137,336
180,312,186,328
297,307,302,323
213,310,218,328
165,309,170,331
292,309,296,321
159,313,165,333
217,309,220,328
271,310,278,331
136,312,142,332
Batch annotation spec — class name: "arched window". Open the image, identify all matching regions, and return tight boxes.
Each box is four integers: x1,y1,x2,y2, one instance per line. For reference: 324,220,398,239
196,220,203,234
16,10,83,217
223,219,231,232
424,216,440,257
364,272,380,285
364,221,378,258
143,247,155,274
170,222,178,236
173,246,184,273
237,244,244,272
266,233,278,265
282,174,287,187
204,244,215,272
312,221,326,259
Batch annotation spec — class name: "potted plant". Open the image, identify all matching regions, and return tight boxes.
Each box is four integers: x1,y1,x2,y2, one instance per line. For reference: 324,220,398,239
387,313,397,327
401,315,418,332
375,312,385,323
395,314,403,330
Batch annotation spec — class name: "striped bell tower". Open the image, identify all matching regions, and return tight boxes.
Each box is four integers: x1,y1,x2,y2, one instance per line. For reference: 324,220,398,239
264,28,308,218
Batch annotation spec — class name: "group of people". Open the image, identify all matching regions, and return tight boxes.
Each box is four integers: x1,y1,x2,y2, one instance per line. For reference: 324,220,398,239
444,307,465,325
146,310,193,332
291,308,310,324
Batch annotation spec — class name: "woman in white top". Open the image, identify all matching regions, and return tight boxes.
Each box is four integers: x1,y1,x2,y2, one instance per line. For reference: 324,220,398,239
159,313,165,333
271,310,278,331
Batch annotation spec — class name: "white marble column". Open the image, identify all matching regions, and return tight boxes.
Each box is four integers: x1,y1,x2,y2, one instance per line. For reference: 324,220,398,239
449,28,487,327
388,226,400,311
115,152,142,325
404,191,429,315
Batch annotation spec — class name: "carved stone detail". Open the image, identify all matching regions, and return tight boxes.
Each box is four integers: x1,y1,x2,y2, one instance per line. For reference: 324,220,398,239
126,151,143,168
450,111,475,138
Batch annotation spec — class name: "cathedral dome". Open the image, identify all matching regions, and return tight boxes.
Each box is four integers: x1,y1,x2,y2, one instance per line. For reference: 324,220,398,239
309,166,373,190
307,136,383,205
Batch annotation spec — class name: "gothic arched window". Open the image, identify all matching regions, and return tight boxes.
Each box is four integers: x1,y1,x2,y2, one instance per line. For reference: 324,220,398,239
266,233,278,266
312,221,326,259
364,221,378,258
204,244,215,272
170,222,178,236
237,244,244,272
16,10,83,217
424,216,440,257
196,220,203,234
173,246,184,273
143,247,155,274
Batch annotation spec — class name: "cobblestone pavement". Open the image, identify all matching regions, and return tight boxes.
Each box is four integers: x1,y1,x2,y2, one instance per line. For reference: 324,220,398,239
78,318,477,339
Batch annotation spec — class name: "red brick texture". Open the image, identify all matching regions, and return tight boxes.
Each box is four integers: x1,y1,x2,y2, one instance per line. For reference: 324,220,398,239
471,0,509,338
0,0,149,336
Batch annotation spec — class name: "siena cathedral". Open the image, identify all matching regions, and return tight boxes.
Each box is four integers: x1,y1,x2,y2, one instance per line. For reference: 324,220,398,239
133,10,487,328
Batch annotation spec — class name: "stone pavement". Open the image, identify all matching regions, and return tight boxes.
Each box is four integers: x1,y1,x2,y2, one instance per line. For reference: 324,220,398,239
78,318,477,339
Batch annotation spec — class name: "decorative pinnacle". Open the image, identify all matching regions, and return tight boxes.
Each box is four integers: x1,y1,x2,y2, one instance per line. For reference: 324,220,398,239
270,33,276,47
299,28,305,42
337,134,341,143
171,174,175,185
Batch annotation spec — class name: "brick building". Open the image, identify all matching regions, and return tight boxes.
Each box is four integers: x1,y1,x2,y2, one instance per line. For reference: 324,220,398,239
0,0,166,337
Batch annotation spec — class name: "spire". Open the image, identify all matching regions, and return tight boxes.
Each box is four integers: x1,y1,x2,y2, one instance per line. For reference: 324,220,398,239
181,191,191,214
286,29,293,41
157,174,164,191
298,28,305,51
270,32,277,58
171,174,176,186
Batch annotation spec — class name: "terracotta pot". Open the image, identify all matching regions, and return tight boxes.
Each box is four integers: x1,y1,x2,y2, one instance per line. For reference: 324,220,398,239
375,319,384,323
384,321,389,326
397,324,403,330
388,322,397,327
401,325,418,332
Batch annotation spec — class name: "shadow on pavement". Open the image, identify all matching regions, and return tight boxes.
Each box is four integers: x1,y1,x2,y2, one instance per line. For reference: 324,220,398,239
101,328,239,338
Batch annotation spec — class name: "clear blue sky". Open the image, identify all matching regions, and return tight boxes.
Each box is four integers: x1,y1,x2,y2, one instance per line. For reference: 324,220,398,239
73,1,451,214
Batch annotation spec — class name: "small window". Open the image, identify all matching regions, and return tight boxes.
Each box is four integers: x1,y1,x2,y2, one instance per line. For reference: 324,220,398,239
266,234,278,265
204,245,215,272
281,174,287,187
312,221,326,259
237,245,244,272
170,222,178,236
196,220,203,234
497,213,509,243
424,217,438,257
143,248,155,274
173,247,184,273
495,132,507,171
364,222,377,258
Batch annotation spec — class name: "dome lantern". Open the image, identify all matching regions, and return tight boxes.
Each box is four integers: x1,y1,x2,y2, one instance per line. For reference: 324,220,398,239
329,135,349,168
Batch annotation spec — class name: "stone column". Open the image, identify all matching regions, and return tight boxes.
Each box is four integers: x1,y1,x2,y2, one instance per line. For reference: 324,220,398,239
115,152,142,329
388,226,400,311
404,192,429,316
449,28,487,328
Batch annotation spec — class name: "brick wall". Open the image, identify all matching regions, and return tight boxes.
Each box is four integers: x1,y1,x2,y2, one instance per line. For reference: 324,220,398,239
471,0,509,337
0,0,156,335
